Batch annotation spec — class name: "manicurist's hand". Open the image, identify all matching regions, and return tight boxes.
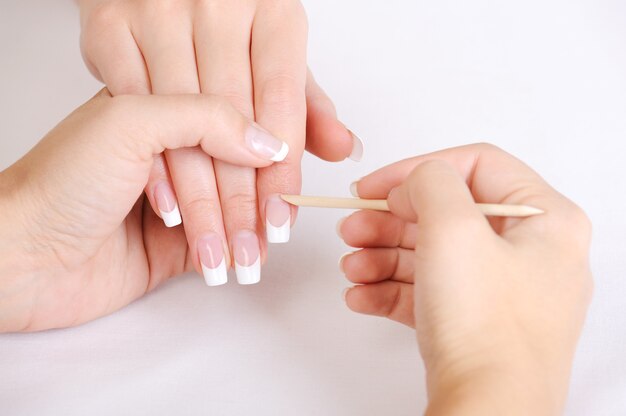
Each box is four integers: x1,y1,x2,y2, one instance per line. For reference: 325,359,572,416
0,90,289,333
77,0,361,284
337,144,593,415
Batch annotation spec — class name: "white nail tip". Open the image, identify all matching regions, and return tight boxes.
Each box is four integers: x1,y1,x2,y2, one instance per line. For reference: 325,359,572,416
270,141,290,162
338,252,352,273
201,258,228,287
348,130,364,162
349,182,359,198
266,217,290,243
235,257,261,285
160,205,182,228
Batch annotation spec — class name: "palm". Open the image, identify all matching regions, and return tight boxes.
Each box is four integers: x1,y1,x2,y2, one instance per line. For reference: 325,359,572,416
33,198,190,330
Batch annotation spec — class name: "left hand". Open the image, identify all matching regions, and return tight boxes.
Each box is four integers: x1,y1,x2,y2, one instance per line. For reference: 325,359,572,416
0,90,287,332
78,0,362,284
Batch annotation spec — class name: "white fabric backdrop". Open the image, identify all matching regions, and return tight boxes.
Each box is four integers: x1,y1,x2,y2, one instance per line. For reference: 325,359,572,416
1,1,625,414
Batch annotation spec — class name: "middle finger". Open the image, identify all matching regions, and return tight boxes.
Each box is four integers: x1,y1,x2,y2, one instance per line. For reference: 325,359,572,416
195,2,263,285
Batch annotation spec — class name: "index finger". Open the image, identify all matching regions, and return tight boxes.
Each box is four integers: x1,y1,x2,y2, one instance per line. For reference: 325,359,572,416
354,143,588,243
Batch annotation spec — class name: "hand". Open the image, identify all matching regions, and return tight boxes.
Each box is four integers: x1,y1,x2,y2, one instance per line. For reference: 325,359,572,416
337,144,593,414
77,0,361,285
0,90,288,333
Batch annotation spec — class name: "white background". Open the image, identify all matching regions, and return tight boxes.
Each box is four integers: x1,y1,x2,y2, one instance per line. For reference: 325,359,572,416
1,1,625,414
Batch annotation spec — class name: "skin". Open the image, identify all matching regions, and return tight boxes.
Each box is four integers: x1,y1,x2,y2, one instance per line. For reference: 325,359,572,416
76,0,357,268
338,144,593,415
0,98,591,412
0,90,285,332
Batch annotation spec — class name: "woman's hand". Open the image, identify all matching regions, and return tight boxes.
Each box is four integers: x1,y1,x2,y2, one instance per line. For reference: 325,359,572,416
337,144,593,415
77,0,361,284
0,90,288,333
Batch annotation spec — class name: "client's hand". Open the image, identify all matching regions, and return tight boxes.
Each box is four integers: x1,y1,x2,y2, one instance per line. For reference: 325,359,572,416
0,90,288,332
337,144,593,415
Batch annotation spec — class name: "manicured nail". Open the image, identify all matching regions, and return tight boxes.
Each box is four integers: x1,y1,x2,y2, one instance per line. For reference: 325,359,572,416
266,194,291,243
198,233,228,286
232,230,261,285
246,124,289,162
154,182,182,227
349,181,359,197
342,287,351,302
336,217,347,239
348,130,364,162
338,252,352,273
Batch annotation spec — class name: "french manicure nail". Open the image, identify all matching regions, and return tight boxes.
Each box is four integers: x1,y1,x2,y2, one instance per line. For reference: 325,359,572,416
349,181,359,198
348,130,364,162
246,124,289,162
198,233,228,286
232,230,261,285
266,195,291,243
154,182,182,227
336,217,347,239
338,252,352,273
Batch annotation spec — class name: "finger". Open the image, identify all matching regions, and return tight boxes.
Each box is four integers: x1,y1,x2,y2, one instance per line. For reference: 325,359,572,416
345,281,415,328
340,248,415,284
195,5,264,284
337,210,417,249
354,143,552,206
100,93,288,165
81,18,178,227
252,1,308,244
305,68,363,162
137,16,233,286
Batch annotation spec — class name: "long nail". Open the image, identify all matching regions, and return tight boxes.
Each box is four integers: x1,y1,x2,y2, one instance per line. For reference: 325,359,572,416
232,230,261,285
154,182,182,227
246,124,289,162
198,233,228,286
338,252,352,273
266,194,291,243
336,217,347,239
348,130,364,162
349,181,359,197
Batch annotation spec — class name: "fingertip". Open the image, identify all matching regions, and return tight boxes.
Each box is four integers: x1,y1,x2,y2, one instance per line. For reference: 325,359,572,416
305,108,354,161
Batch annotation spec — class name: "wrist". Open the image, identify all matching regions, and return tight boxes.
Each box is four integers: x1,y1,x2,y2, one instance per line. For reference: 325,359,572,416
425,352,563,416
0,170,47,332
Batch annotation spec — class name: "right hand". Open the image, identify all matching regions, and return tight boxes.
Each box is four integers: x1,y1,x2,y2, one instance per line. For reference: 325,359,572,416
338,144,593,414
78,0,360,285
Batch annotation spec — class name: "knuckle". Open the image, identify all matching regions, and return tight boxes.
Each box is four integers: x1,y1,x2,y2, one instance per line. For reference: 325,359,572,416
181,194,223,222
85,2,121,29
259,162,301,191
221,191,258,225
562,203,593,247
471,142,502,154
213,84,253,116
259,74,305,117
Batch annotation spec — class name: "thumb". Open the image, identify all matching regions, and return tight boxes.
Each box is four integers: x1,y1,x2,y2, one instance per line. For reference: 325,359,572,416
387,160,488,232
10,90,289,249
91,89,290,166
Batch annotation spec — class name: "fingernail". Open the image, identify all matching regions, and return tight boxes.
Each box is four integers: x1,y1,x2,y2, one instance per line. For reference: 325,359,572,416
338,252,352,273
198,233,228,286
266,195,291,243
336,217,347,239
349,181,359,197
246,124,289,162
232,230,261,285
342,287,351,302
348,130,364,162
154,182,182,227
